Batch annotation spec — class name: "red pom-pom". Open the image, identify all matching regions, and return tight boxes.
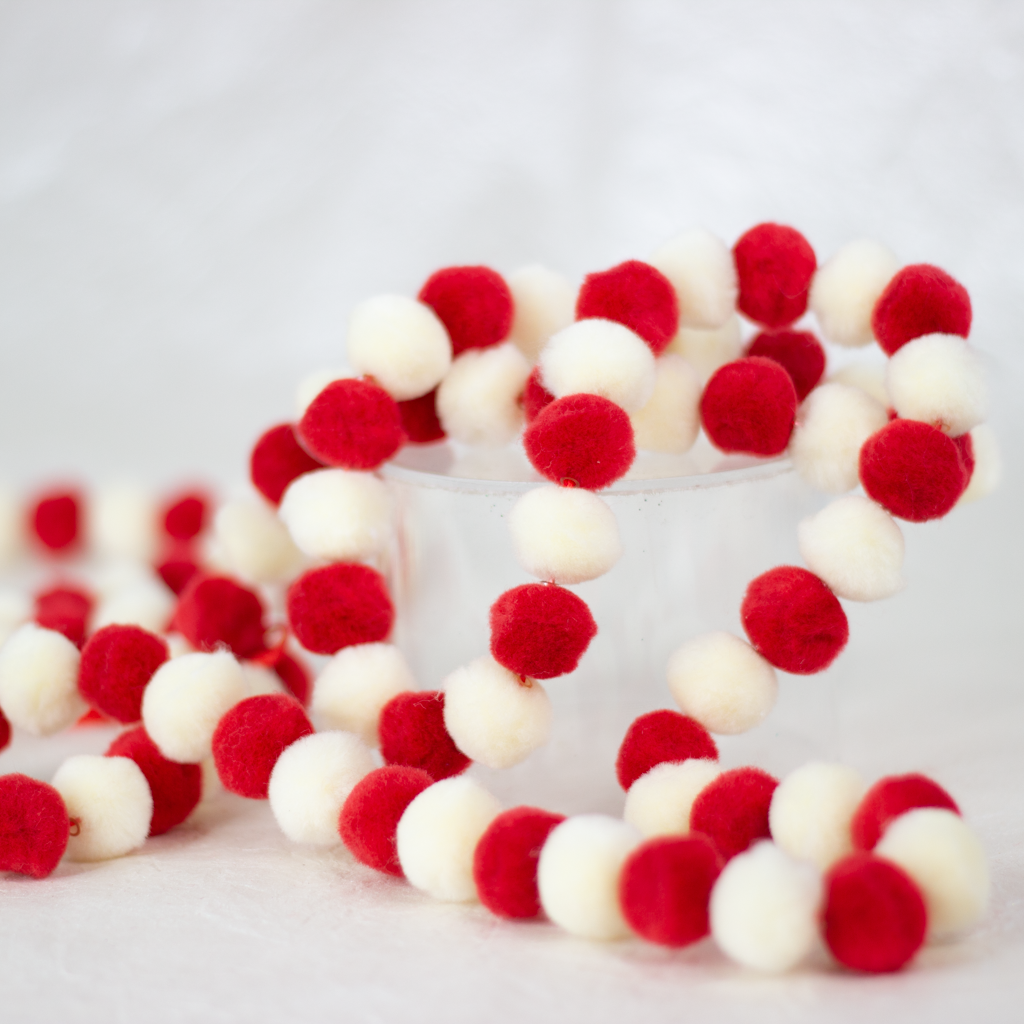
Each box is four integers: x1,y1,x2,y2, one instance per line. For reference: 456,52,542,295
79,624,169,723
106,726,202,835
859,419,969,522
733,223,816,328
615,710,719,790
745,330,826,401
689,766,779,861
211,694,313,799
0,709,9,753
871,264,972,356
0,774,70,878
418,265,512,356
575,260,679,355
286,563,394,656
33,584,93,648
521,366,555,422
851,773,960,851
250,423,324,505
700,357,798,456
174,575,266,659
273,648,312,706
824,853,927,973
397,388,446,444
29,489,80,554
297,378,404,471
489,583,597,680
161,491,209,542
619,834,724,946
378,690,471,781
156,548,202,596
523,394,636,490
339,765,435,876
473,806,566,919
741,566,848,675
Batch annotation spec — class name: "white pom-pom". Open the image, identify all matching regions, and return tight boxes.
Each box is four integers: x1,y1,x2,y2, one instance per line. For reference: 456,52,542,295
0,589,30,648
508,265,576,362
886,333,987,437
396,776,502,902
213,499,305,585
540,319,656,413
0,489,21,566
623,759,721,838
537,814,641,940
710,841,822,973
789,383,889,494
827,363,888,405
666,632,777,735
798,495,904,602
52,755,153,862
91,579,176,633
241,663,286,697
649,228,738,329
89,484,158,562
296,368,347,417
959,424,1002,504
508,485,622,585
348,295,452,401
876,808,989,938
809,239,900,348
0,624,85,736
279,469,392,563
629,353,702,453
442,656,551,769
142,651,247,763
769,762,866,870
665,315,744,384
436,343,531,446
268,731,376,845
311,643,415,747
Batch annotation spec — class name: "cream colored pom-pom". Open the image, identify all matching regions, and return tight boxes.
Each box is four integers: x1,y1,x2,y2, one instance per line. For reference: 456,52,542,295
89,484,158,562
876,808,989,939
442,656,551,770
769,762,866,870
508,265,576,362
142,651,247,763
0,624,85,736
0,589,30,648
810,239,900,348
623,759,721,838
280,469,392,563
959,424,1002,504
789,383,889,495
540,319,656,413
798,495,905,602
508,485,622,585
710,841,822,973
666,632,777,735
348,295,452,401
537,814,641,940
312,642,415,747
436,343,531,446
629,354,702,453
0,489,21,566
53,755,153,862
213,499,305,585
886,333,987,437
296,368,347,417
268,731,376,845
665,315,743,383
396,776,502,902
827,363,888,406
649,228,738,329
91,578,176,634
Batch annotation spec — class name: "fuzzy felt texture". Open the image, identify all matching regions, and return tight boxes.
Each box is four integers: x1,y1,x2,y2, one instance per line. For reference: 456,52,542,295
851,773,960,851
378,690,470,781
339,765,435,876
250,423,324,505
615,709,719,790
397,388,446,444
859,419,969,522
575,260,679,354
212,694,313,799
79,624,169,723
161,491,208,541
30,490,80,554
733,223,817,328
418,265,512,356
155,548,202,597
523,394,636,490
34,584,93,649
0,773,70,878
619,833,723,946
297,378,404,471
700,356,797,456
746,330,826,401
174,575,267,659
489,583,597,680
106,726,202,835
521,366,555,422
272,649,312,706
871,264,972,356
473,806,566,919
824,852,927,973
286,563,394,656
689,766,779,861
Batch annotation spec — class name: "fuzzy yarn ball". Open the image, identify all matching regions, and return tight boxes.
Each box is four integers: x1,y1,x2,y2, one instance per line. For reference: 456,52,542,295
850,772,959,851
690,766,779,861
746,330,826,401
0,774,70,878
871,263,972,356
78,624,169,723
250,423,324,505
615,709,718,790
418,265,513,355
733,223,816,328
378,691,471,781
174,575,266,659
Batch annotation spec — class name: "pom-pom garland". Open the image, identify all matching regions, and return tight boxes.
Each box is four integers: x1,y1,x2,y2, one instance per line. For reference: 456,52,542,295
733,223,817,328
700,357,797,456
418,265,513,357
78,624,169,724
0,774,70,878
378,690,471,781
690,766,779,861
871,263,972,356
